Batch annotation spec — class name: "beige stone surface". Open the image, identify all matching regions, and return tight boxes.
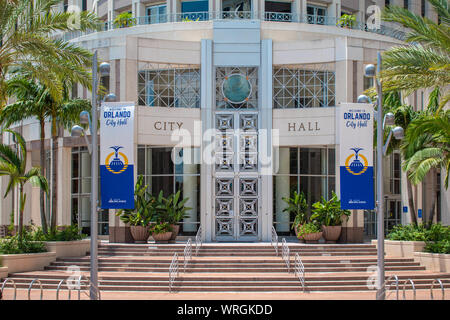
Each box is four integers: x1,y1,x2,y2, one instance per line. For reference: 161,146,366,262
372,240,426,258
45,239,90,258
0,266,8,279
0,252,56,273
414,252,450,273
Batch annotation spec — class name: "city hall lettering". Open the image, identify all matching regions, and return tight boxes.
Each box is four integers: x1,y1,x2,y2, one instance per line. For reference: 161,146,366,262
287,121,320,132
153,121,184,131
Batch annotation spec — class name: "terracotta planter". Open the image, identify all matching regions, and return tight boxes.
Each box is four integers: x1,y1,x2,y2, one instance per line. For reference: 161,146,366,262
152,232,172,242
130,226,150,244
322,225,342,243
170,224,180,240
303,232,323,243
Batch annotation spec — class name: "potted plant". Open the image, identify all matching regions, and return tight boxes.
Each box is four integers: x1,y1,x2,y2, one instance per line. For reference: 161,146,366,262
282,191,308,240
337,14,356,29
297,223,323,244
310,191,351,243
158,190,191,241
113,12,136,28
150,222,173,242
116,176,155,243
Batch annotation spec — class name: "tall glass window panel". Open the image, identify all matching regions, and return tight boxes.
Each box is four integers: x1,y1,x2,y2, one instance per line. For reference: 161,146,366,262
273,147,336,235
146,4,167,24
137,145,200,235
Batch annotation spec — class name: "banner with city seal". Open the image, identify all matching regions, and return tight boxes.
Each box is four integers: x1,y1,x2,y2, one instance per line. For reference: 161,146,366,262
100,102,135,209
339,103,374,210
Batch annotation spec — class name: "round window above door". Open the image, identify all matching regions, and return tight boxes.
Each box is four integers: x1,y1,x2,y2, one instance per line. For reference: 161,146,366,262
222,74,252,104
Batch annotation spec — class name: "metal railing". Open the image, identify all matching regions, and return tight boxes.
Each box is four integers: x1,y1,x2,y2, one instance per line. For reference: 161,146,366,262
169,252,179,293
294,253,305,292
58,11,406,42
195,226,203,255
282,238,290,272
271,226,279,256
383,275,399,300
56,279,73,300
430,279,445,300
183,238,192,272
28,279,43,300
1,278,17,300
401,279,416,300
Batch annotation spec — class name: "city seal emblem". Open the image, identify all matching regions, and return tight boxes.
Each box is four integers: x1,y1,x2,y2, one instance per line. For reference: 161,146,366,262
345,147,368,175
105,146,129,174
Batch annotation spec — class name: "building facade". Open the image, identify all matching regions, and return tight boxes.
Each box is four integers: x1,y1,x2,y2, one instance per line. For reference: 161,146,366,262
0,0,448,242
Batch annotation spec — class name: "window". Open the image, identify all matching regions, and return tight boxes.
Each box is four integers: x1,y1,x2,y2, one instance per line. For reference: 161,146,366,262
63,0,68,12
137,146,200,235
403,0,409,9
273,147,336,235
273,67,335,108
215,67,258,110
265,1,292,22
390,152,401,195
82,0,87,11
421,0,426,17
138,63,200,108
385,0,390,7
145,4,167,24
181,0,209,20
71,147,109,235
307,5,327,25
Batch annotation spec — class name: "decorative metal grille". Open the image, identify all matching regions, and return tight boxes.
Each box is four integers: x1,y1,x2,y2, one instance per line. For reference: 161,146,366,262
216,67,258,109
138,63,200,108
273,66,335,108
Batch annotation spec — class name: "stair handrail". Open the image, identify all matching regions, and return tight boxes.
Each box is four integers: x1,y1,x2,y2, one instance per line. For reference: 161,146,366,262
195,226,202,255
282,238,290,272
77,275,102,300
169,252,179,293
401,279,416,300
294,253,305,291
56,279,72,300
1,278,17,300
430,279,445,300
27,278,43,300
184,238,192,272
271,226,279,256
383,275,399,300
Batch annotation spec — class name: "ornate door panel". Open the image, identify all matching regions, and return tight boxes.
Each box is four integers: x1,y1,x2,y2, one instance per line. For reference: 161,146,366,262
214,112,260,241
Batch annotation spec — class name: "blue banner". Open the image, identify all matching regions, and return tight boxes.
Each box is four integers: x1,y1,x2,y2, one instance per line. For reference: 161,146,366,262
339,103,375,210
100,103,135,209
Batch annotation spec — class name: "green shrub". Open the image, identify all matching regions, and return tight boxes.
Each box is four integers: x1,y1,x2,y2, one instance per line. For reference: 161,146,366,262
149,222,172,234
387,223,450,254
296,223,321,239
31,225,86,242
0,231,46,254
424,239,450,254
387,224,428,241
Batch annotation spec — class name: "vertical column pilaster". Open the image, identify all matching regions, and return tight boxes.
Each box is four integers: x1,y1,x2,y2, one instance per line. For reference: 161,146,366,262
201,39,214,242
260,39,273,242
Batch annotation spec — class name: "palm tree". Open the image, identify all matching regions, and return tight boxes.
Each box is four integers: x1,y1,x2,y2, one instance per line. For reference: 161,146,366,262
380,0,450,112
0,129,48,241
1,76,91,232
1,77,51,233
403,111,450,223
0,0,100,106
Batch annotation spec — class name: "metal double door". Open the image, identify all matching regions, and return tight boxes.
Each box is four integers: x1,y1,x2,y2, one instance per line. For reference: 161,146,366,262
213,111,260,241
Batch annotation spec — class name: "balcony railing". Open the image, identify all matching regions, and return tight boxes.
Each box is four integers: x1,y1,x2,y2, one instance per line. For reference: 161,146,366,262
59,11,406,42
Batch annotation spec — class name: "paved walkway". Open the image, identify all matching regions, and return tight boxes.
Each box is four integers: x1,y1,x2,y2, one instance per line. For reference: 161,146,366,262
1,288,447,300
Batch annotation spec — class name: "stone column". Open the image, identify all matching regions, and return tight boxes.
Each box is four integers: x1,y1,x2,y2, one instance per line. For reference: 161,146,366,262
132,0,145,19
57,144,72,226
200,39,214,241
275,148,290,233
